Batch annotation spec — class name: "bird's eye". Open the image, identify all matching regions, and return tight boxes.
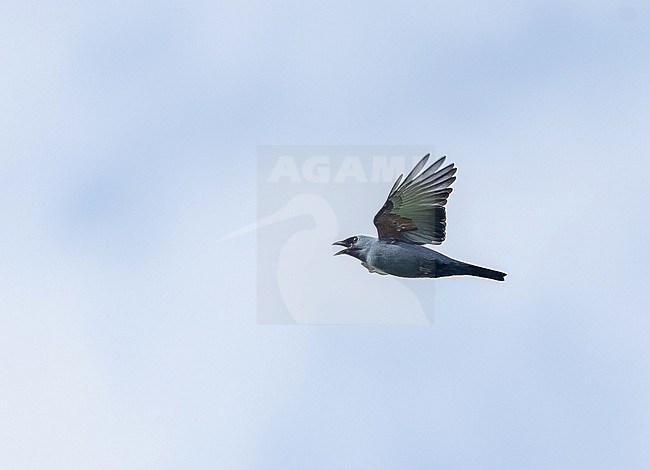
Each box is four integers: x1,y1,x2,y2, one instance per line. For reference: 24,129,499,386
352,236,358,244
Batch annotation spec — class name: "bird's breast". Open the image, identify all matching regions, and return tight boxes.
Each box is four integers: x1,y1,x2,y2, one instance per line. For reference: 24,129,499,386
367,242,425,278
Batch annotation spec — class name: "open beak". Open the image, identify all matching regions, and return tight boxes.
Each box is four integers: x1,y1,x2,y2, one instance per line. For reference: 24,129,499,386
332,240,348,256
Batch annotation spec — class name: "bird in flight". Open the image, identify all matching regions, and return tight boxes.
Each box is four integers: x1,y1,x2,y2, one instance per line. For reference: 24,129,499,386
333,154,506,281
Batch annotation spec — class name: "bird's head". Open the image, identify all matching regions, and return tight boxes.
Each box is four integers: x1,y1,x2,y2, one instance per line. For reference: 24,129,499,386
332,235,373,260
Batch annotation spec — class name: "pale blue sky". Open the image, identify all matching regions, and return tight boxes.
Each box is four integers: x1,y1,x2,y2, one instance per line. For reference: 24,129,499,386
1,1,649,468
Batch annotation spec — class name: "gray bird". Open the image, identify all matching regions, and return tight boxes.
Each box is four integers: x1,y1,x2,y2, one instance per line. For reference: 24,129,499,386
333,154,506,281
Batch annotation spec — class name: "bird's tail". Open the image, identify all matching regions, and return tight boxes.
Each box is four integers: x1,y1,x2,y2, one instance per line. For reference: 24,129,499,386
458,262,507,281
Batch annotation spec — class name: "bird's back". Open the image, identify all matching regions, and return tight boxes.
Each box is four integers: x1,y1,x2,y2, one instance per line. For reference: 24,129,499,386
367,239,505,281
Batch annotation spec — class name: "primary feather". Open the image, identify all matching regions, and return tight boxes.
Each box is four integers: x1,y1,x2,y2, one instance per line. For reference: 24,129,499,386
373,154,456,245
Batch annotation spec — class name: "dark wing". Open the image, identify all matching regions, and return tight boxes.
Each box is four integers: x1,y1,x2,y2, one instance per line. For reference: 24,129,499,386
373,154,456,245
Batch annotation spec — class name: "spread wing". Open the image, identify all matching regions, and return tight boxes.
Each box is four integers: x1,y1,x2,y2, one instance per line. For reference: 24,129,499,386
373,154,456,245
